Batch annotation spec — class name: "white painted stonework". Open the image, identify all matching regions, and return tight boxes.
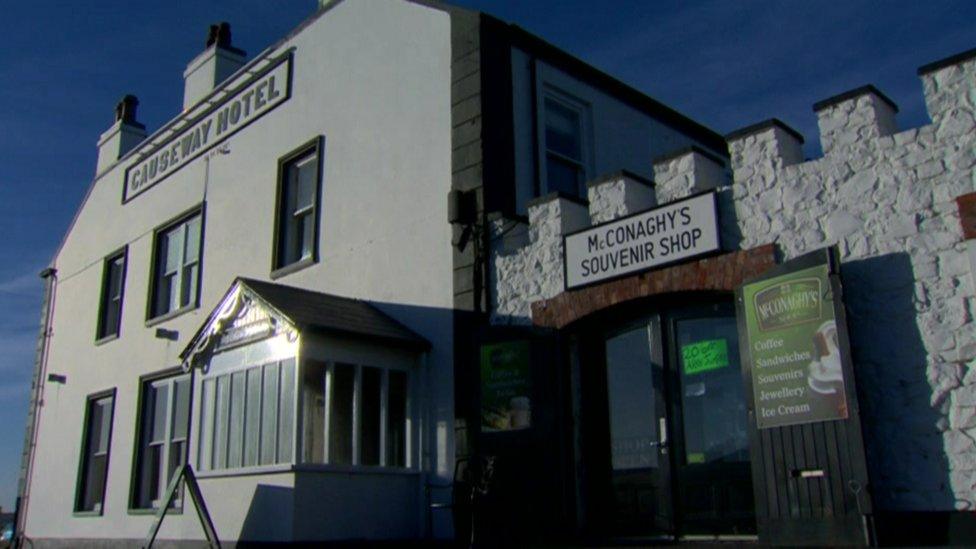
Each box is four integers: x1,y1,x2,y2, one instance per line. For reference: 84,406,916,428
491,54,976,511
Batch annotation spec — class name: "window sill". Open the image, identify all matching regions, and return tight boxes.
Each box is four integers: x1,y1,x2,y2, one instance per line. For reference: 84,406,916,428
145,304,199,328
94,333,120,346
294,463,420,476
192,462,420,479
270,257,317,280
194,463,293,479
72,510,104,518
128,507,182,516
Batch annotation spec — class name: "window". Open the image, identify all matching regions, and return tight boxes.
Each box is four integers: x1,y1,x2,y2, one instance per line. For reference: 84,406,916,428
197,359,296,472
303,362,409,468
542,93,588,198
149,209,202,320
273,137,322,276
75,390,116,514
131,373,190,510
96,248,127,341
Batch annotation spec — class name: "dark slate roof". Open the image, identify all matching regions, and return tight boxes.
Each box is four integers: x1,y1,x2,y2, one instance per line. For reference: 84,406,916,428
239,278,430,351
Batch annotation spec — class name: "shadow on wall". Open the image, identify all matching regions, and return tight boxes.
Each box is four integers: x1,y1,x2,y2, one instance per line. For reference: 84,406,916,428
840,252,953,511
238,484,294,544
715,186,745,253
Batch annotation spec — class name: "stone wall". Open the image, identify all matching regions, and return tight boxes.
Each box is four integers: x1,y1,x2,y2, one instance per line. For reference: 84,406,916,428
489,48,976,511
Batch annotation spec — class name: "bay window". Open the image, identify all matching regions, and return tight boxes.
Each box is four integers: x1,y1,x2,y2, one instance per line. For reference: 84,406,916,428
303,362,410,469
197,359,296,472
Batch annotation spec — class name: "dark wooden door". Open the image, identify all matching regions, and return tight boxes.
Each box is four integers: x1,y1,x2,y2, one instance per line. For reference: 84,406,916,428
735,248,874,546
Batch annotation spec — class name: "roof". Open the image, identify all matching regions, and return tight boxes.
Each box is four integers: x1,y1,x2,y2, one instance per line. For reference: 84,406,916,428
237,278,431,351
180,278,431,364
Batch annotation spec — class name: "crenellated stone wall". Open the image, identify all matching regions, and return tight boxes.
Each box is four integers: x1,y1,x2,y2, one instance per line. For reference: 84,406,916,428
489,47,976,511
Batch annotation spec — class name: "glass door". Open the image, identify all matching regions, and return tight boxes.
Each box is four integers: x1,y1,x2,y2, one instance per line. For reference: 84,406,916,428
603,318,672,537
581,301,755,540
669,308,755,536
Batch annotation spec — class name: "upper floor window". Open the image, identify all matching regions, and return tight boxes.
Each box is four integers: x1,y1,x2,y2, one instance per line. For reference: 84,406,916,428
542,93,589,198
149,209,202,320
75,390,116,514
131,372,190,510
96,248,127,341
273,137,323,277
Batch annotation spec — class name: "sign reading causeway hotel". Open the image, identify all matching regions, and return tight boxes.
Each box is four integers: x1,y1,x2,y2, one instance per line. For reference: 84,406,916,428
123,54,292,202
563,191,720,289
739,258,850,429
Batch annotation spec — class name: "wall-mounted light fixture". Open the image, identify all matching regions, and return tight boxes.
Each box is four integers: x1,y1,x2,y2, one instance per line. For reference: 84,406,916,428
47,374,66,384
155,328,179,341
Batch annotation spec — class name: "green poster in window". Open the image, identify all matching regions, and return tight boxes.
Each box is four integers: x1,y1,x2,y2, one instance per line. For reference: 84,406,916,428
480,341,531,432
681,339,729,375
740,261,850,429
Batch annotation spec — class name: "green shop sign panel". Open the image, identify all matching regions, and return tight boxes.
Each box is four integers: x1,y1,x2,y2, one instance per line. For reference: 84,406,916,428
741,263,849,429
480,341,532,432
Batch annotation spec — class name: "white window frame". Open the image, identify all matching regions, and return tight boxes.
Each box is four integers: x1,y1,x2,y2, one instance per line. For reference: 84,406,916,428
131,373,190,511
148,207,203,321
537,86,593,199
96,247,127,342
321,362,412,470
74,389,116,515
196,358,297,475
272,136,323,278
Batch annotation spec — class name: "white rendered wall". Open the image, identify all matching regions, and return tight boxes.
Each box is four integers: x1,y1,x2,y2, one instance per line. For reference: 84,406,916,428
25,0,453,544
492,54,976,511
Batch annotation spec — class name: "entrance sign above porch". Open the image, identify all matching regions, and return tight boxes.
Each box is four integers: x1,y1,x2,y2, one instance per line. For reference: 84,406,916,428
563,191,720,290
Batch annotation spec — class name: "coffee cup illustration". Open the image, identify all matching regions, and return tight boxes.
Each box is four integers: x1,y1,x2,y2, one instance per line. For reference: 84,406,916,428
509,396,531,429
807,320,843,394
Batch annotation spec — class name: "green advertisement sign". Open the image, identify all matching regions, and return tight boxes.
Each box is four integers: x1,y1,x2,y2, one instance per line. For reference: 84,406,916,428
480,341,532,432
681,339,729,375
741,262,849,429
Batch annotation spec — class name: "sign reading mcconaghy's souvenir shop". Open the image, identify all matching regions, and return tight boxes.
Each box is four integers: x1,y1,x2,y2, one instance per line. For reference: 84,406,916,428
739,257,850,429
124,54,293,202
563,192,720,290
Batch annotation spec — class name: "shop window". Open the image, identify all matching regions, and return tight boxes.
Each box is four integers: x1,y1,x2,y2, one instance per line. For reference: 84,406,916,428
131,373,190,510
75,390,116,514
542,92,589,198
148,209,202,320
197,359,295,472
272,137,322,278
95,248,127,341
303,362,410,468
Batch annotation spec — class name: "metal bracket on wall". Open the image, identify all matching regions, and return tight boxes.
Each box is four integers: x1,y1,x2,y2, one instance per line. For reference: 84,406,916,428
143,464,220,549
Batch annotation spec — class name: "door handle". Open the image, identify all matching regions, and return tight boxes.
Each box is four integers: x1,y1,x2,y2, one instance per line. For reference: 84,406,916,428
659,417,668,448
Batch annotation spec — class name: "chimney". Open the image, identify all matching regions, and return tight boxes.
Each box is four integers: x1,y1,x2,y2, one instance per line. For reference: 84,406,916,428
96,95,147,175
183,22,246,109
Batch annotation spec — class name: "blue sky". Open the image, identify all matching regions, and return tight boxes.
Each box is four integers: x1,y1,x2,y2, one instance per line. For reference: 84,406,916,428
0,0,973,511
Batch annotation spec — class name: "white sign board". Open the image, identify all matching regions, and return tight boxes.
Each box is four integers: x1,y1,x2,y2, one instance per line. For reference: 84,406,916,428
124,54,292,202
564,191,720,290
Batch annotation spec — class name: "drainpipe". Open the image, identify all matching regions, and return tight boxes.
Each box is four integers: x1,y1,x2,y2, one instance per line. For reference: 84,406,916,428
15,267,57,547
